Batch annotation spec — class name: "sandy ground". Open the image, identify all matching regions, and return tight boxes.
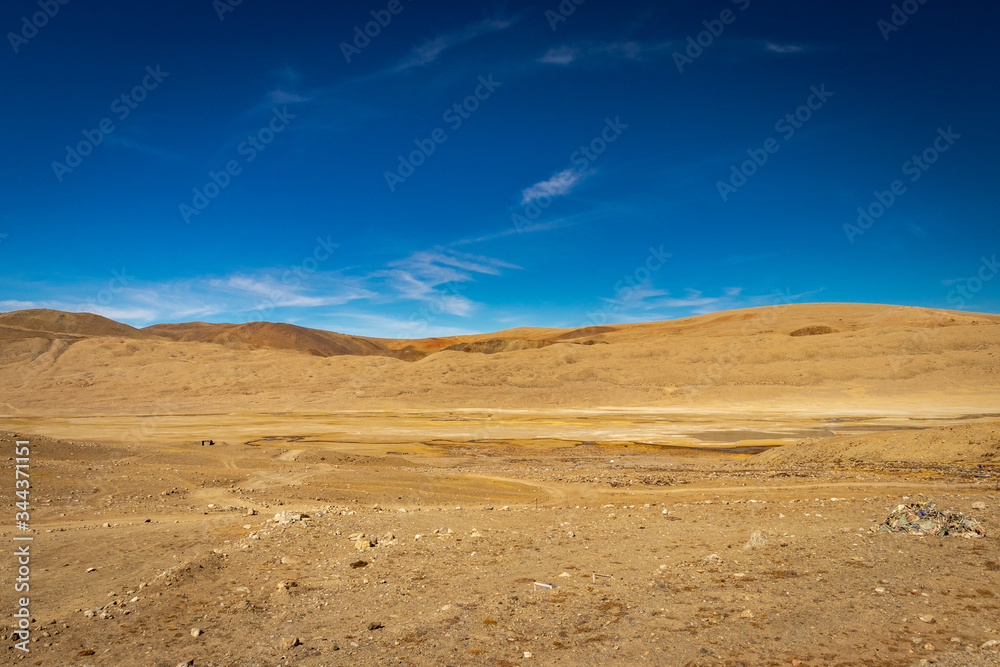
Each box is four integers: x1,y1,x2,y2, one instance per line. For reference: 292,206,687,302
2,414,999,667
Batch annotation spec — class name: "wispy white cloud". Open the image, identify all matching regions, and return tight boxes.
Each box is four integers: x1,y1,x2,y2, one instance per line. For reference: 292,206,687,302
538,46,580,65
322,311,478,340
104,135,182,160
378,249,520,316
764,41,803,54
521,168,589,205
270,89,314,104
81,305,161,322
0,299,39,311
538,41,673,66
599,284,826,324
393,17,518,73
2,247,519,335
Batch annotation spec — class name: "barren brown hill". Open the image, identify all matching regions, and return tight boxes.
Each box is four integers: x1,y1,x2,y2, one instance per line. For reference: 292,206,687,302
1,302,998,415
144,321,401,358
0,308,152,341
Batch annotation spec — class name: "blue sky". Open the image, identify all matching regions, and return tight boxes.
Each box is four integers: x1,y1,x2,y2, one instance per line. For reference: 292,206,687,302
2,0,998,338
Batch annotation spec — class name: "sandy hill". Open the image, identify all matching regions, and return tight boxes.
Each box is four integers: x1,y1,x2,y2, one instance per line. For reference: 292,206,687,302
0,308,151,341
0,303,998,414
750,421,1000,465
144,321,415,359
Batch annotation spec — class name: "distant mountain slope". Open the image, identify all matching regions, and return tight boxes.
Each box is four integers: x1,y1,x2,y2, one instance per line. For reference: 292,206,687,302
144,321,398,358
0,309,151,340
1,303,999,415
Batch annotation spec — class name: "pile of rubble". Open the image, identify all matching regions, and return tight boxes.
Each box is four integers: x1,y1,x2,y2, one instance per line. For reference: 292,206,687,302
875,501,986,538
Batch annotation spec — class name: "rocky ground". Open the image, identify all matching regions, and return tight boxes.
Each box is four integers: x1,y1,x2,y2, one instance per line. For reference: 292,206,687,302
2,428,1000,666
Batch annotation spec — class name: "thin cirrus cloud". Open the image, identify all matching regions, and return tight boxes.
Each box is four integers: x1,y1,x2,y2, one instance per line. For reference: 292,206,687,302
521,169,589,205
538,41,673,66
538,46,580,65
269,89,314,104
21,248,521,327
764,41,804,54
392,17,519,73
377,249,521,317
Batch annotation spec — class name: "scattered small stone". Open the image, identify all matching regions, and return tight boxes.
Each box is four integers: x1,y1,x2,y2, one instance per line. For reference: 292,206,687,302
190,628,202,638
280,636,300,650
350,560,368,569
86,567,96,573
558,572,571,578
740,610,753,619
919,615,935,624
523,651,533,658
982,639,1000,649
355,539,371,551
483,506,494,511
704,554,722,565
972,502,987,510
273,511,307,525
367,621,384,631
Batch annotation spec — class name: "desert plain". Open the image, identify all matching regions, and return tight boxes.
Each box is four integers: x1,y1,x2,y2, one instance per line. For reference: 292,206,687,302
1,303,999,667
